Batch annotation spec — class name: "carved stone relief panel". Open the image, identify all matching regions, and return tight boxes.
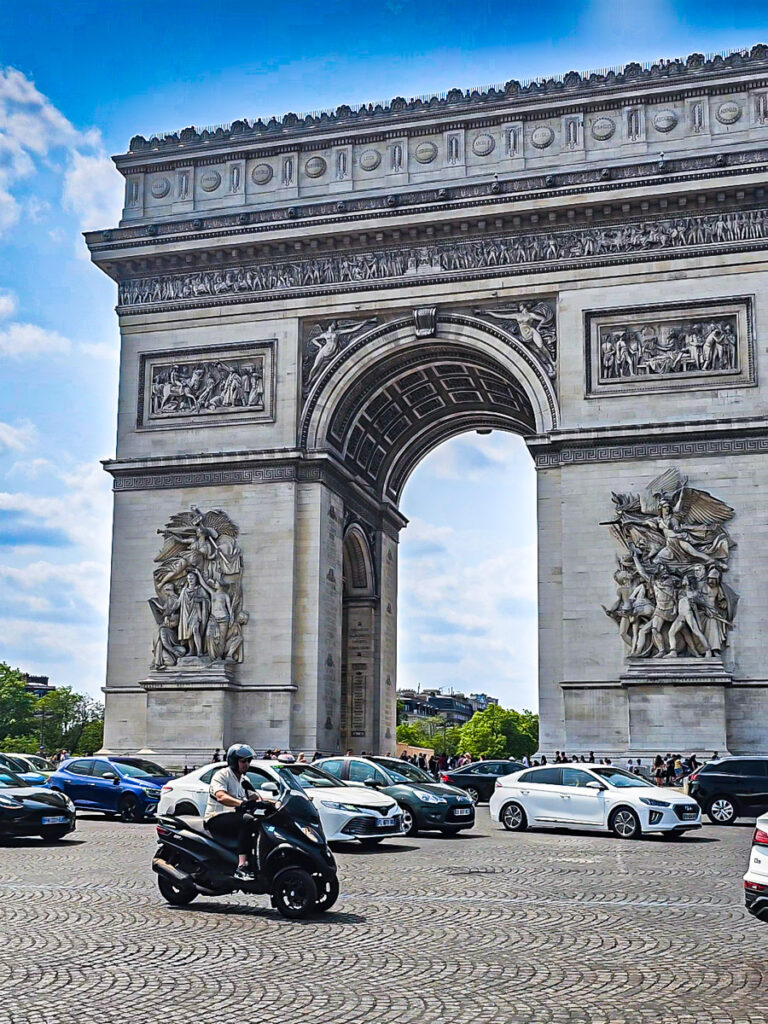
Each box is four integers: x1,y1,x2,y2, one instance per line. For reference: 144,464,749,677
585,297,755,397
301,317,378,396
138,341,275,429
603,468,738,660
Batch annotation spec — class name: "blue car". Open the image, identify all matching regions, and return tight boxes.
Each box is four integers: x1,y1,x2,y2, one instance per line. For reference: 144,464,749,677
47,756,175,822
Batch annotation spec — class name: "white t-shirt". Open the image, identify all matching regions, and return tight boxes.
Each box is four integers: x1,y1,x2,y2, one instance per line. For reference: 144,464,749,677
204,766,246,822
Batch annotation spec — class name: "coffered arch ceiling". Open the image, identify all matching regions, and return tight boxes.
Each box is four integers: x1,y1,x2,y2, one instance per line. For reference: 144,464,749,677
325,341,537,504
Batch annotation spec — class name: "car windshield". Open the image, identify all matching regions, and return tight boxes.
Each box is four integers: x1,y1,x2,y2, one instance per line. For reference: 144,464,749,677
112,759,168,778
27,756,54,771
375,760,433,784
273,764,340,790
590,766,653,788
0,754,28,772
0,768,28,788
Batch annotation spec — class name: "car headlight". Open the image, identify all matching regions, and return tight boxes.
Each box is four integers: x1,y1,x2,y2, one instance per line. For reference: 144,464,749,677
639,797,671,808
62,795,75,810
418,791,445,805
298,824,322,843
0,795,21,808
321,800,366,812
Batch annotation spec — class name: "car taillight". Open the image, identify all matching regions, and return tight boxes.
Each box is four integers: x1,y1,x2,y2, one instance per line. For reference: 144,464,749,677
745,880,768,891
688,771,699,782
161,785,172,792
753,827,768,846
440,774,451,782
495,779,502,788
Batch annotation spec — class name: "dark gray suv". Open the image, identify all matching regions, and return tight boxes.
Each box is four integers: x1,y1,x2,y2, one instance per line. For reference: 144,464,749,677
688,757,768,824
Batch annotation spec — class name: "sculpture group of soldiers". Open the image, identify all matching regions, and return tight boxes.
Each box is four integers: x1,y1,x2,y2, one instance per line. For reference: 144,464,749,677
149,508,248,670
119,207,768,308
599,318,737,380
604,470,738,659
151,359,264,416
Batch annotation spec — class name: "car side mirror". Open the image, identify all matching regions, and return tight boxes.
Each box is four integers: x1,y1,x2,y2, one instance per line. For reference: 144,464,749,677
586,780,605,790
260,782,279,795
363,778,381,788
102,772,117,781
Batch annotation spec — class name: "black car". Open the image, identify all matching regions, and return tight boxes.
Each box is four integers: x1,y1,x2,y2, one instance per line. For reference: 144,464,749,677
0,765,76,841
315,755,475,836
687,756,768,824
440,760,526,804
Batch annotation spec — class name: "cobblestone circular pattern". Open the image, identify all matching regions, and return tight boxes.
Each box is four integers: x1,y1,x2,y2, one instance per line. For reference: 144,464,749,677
0,810,765,1024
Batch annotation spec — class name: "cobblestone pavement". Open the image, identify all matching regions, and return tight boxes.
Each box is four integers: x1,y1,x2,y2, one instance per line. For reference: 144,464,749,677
1,809,765,1024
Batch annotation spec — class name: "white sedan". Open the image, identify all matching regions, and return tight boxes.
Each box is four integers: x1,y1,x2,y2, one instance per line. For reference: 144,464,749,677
744,812,768,920
490,763,702,839
157,760,404,845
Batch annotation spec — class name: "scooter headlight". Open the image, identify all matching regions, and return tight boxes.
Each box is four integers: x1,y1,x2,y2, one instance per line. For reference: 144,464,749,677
298,824,322,843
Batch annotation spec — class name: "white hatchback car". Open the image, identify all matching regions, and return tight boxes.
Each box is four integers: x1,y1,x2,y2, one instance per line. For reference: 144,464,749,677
157,760,404,845
744,812,768,920
490,763,702,839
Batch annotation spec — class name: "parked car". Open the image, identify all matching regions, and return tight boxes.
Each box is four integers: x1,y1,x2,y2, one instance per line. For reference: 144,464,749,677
47,756,175,822
490,763,702,839
14,754,56,777
158,759,403,846
315,755,475,836
687,756,768,825
744,812,768,921
440,760,526,803
0,753,47,786
0,764,76,841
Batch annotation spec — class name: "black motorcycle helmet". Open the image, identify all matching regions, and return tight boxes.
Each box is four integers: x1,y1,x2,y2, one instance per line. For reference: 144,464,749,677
226,743,255,773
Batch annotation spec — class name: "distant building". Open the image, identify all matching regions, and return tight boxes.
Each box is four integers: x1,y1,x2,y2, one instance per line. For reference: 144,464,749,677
22,674,56,698
426,693,474,726
397,688,499,728
468,693,499,713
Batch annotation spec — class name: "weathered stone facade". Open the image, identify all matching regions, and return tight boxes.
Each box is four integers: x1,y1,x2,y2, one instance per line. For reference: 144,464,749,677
88,47,768,762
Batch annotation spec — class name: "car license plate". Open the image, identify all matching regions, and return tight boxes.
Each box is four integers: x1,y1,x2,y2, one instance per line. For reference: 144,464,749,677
377,817,395,827
42,815,68,825
682,812,698,820
454,807,471,816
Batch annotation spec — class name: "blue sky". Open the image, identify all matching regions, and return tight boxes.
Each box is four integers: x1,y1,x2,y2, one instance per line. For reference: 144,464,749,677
0,2,765,708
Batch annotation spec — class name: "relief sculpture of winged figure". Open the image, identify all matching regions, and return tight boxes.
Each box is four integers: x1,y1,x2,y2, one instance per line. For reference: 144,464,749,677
602,468,738,660
149,506,248,670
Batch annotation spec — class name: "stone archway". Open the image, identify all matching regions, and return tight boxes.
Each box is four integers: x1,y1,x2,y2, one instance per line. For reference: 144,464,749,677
340,523,377,753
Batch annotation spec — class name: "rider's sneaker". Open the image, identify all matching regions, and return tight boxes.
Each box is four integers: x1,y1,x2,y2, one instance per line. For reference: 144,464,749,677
234,867,255,882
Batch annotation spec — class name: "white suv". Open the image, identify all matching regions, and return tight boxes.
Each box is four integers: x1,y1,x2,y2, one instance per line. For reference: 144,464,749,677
490,763,701,839
744,812,768,920
158,760,404,845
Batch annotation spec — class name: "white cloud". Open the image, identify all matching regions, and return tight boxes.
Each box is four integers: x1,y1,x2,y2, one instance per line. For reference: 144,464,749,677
0,418,36,453
78,340,118,361
0,65,122,240
0,322,71,358
0,289,17,320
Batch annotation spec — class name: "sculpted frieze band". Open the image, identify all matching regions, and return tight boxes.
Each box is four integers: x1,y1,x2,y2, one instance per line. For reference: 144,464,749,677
118,206,768,309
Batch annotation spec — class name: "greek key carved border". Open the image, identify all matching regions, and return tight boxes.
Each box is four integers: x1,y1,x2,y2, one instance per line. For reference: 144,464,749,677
112,466,297,491
535,434,768,468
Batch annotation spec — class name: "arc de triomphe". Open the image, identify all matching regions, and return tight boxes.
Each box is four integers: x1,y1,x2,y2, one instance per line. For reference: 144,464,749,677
88,47,768,763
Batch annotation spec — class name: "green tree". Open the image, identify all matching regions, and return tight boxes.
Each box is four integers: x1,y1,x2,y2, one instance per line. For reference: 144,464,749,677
76,718,104,755
396,722,434,750
458,705,539,760
36,687,104,753
0,664,35,739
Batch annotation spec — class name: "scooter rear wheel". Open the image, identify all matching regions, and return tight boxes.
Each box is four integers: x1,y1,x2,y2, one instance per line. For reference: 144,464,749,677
271,868,317,919
312,872,340,913
157,873,197,906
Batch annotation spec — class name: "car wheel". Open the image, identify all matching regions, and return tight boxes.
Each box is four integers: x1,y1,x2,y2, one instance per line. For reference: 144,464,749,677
118,794,143,823
39,826,71,842
358,837,384,847
271,868,317,919
707,796,737,825
312,872,340,913
401,806,419,837
174,802,199,817
157,873,197,906
501,802,527,832
466,786,481,804
610,807,641,839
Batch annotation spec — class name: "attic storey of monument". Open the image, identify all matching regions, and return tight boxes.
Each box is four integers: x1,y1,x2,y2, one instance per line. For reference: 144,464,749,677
89,46,768,764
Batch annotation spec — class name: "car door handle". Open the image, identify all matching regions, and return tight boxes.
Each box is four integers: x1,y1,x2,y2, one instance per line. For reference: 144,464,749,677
520,790,530,795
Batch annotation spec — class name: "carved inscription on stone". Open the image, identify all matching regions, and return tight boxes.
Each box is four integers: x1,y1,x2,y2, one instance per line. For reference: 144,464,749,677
585,298,754,397
118,208,768,309
602,468,738,660
149,507,248,669
138,342,274,428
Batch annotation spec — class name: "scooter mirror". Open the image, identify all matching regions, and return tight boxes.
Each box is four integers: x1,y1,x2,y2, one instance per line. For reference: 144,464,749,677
260,782,279,795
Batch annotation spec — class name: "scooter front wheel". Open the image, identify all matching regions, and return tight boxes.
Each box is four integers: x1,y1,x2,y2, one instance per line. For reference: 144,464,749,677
312,872,340,913
157,873,197,906
271,868,317,919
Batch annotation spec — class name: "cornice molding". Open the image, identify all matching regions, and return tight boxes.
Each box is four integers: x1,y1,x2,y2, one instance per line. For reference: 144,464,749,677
119,45,768,159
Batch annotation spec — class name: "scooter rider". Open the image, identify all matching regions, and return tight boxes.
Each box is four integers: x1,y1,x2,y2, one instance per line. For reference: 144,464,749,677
204,743,273,881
